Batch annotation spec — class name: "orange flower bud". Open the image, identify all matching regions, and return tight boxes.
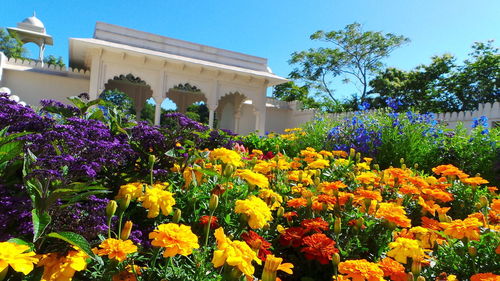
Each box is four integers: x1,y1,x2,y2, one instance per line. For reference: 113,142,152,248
120,221,133,240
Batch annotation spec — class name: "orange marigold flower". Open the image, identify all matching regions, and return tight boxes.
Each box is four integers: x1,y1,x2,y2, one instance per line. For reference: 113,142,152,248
332,150,348,158
338,259,384,281
94,238,137,262
300,233,338,264
432,164,468,179
318,181,347,194
421,188,454,202
38,247,88,281
470,273,499,281
398,184,420,195
491,199,500,213
355,189,382,202
441,217,482,241
112,265,141,281
375,202,411,228
421,217,443,231
461,176,489,186
149,223,200,257
378,257,406,281
287,198,308,209
241,231,272,261
301,217,329,233
418,197,440,216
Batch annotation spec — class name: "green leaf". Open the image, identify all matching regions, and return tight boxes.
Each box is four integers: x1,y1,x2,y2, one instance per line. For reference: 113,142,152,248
0,141,23,163
47,232,101,263
32,210,51,242
8,237,34,248
199,168,219,177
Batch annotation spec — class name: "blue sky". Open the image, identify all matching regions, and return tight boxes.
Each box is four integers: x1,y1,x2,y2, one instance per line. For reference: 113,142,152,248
2,0,499,100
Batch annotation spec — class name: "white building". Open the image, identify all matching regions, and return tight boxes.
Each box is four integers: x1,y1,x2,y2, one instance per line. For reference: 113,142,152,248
0,15,314,135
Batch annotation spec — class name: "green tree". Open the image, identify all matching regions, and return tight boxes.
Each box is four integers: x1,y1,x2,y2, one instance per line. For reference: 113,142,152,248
271,81,320,108
0,28,25,59
370,41,499,112
447,41,500,110
369,54,456,112
289,23,409,104
45,55,66,68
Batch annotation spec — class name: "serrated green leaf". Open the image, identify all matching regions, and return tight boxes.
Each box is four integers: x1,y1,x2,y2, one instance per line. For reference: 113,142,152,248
32,210,51,242
47,232,101,263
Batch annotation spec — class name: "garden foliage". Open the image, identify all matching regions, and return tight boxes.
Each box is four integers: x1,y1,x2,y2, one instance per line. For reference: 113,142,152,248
0,93,498,281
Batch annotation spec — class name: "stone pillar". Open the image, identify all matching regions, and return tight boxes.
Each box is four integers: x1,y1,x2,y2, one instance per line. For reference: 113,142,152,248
208,107,215,129
88,49,104,100
253,96,267,136
234,110,241,134
153,97,162,125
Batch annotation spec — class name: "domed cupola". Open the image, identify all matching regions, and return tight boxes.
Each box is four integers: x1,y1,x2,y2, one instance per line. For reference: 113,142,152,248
7,12,54,64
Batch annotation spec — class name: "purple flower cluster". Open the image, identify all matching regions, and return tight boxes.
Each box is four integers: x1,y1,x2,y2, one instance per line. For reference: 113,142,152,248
0,184,33,241
48,195,111,243
163,112,208,132
327,115,382,155
0,93,53,133
40,99,81,116
25,118,135,181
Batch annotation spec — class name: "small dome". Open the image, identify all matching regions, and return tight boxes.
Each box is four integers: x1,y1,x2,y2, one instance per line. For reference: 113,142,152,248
21,15,45,29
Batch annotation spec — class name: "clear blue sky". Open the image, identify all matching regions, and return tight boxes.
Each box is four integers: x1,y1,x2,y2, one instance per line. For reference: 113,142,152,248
2,0,499,99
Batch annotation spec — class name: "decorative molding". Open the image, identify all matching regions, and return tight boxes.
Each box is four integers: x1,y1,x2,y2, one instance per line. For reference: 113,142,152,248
5,57,90,77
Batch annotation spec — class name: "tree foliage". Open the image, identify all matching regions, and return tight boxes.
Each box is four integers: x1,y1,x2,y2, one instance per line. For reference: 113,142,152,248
289,23,409,103
370,41,499,112
0,28,25,59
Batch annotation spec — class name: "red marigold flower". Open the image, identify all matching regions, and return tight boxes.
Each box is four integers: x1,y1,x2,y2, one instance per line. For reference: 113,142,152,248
300,233,338,264
241,231,272,261
301,217,329,233
279,227,307,248
199,215,219,229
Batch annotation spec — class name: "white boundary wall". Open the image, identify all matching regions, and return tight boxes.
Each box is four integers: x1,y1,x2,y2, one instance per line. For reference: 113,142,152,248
265,100,500,132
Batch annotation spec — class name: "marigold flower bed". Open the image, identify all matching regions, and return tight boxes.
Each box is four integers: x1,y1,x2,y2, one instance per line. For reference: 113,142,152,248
0,94,498,281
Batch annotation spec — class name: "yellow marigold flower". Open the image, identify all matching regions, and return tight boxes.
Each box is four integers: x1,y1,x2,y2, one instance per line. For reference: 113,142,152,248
138,185,176,218
259,188,283,210
319,150,333,158
149,223,199,257
356,162,371,171
338,259,384,281
94,238,137,262
375,202,411,228
0,241,38,275
356,172,380,185
277,158,292,170
307,159,330,169
210,147,242,167
235,196,273,229
387,237,425,264
183,166,203,188
261,254,293,281
441,217,483,241
254,161,274,174
236,169,269,188
212,227,261,277
116,182,144,200
409,226,444,249
288,170,314,185
38,247,88,281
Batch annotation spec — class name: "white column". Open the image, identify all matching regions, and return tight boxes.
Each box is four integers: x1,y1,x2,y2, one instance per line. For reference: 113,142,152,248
154,101,162,125
253,87,268,136
208,108,215,129
234,110,241,133
88,49,103,100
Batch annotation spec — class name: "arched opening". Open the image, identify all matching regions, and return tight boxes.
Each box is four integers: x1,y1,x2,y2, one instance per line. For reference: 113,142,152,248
101,74,153,122
166,83,209,124
217,92,249,134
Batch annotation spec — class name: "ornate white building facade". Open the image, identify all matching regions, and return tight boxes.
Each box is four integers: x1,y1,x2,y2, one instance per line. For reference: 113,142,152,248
1,16,315,135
